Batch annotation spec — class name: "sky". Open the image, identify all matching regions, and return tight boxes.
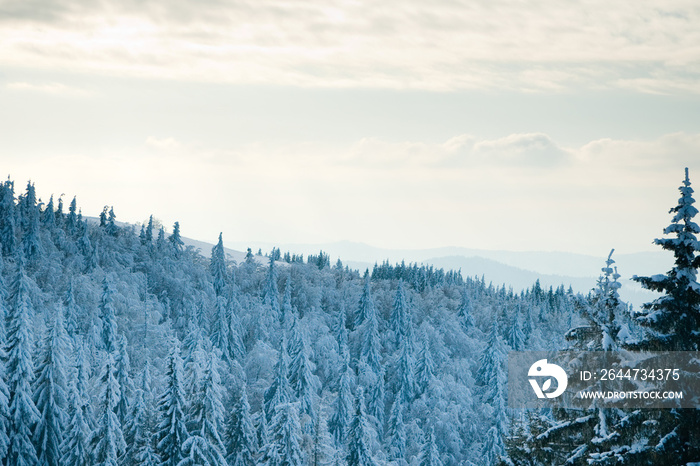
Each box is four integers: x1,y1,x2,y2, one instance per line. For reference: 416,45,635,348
1,0,700,257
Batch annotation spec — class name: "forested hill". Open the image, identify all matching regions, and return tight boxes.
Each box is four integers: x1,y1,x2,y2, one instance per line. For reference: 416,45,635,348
0,174,696,466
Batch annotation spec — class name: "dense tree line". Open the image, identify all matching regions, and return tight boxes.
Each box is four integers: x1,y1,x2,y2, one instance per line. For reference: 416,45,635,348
0,169,694,465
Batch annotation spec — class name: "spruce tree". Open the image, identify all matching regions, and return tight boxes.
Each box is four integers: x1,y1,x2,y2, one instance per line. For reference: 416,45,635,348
262,402,304,466
507,311,525,351
42,195,55,228
281,280,294,328
63,280,80,338
156,345,189,466
211,296,231,361
632,167,700,351
354,272,373,329
415,334,436,396
288,323,318,423
476,320,506,386
114,335,134,426
419,426,443,466
263,256,280,320
123,373,153,466
328,355,352,448
168,221,184,256
457,287,474,331
100,276,118,354
387,399,406,464
67,197,78,234
91,353,126,466
32,310,69,466
0,180,17,255
226,387,256,466
211,233,227,297
21,182,42,263
482,426,505,466
6,262,40,466
188,350,227,466
391,280,409,347
395,335,415,404
311,406,335,466
359,292,382,373
345,388,373,466
60,382,90,466
263,339,293,422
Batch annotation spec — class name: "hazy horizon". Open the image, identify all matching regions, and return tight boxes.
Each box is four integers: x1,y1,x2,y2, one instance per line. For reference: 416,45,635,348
2,0,699,256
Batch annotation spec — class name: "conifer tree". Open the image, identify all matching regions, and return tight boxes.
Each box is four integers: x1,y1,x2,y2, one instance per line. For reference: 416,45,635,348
507,311,525,351
395,335,415,404
0,180,17,255
457,288,474,331
359,292,382,373
188,350,227,466
476,320,506,386
54,195,64,223
263,257,280,320
226,387,256,466
391,280,410,347
261,402,304,465
156,345,189,466
32,309,69,466
289,322,318,423
419,426,443,466
67,197,78,234
0,355,9,462
60,382,91,466
63,280,80,338
0,259,10,461
168,221,184,256
354,272,373,329
123,369,153,466
415,335,436,396
100,276,118,354
328,355,352,448
606,168,700,464
482,426,505,466
91,353,126,466
156,226,166,249
311,406,335,466
42,195,55,228
263,339,293,422
21,182,42,262
280,280,294,328
6,262,40,466
211,233,227,297
387,399,406,464
366,369,385,439
633,167,700,351
211,296,231,361
145,215,154,243
106,207,118,236
345,388,373,466
335,304,348,355
115,335,134,426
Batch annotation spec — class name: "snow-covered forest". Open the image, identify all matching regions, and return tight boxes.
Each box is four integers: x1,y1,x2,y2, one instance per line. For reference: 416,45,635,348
0,168,697,465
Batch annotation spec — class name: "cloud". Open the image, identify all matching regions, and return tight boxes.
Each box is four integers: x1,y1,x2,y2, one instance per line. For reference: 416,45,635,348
146,136,182,151
338,133,571,169
5,81,91,96
1,0,699,92
3,130,699,254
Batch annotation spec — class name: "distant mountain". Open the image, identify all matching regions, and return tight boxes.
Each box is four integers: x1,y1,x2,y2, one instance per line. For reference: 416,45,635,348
220,240,667,309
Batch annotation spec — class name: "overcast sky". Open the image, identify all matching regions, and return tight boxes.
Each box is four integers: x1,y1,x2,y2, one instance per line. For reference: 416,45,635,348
1,0,699,256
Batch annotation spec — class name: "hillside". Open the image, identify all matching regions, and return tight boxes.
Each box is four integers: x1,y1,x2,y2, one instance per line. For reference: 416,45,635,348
0,177,694,465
